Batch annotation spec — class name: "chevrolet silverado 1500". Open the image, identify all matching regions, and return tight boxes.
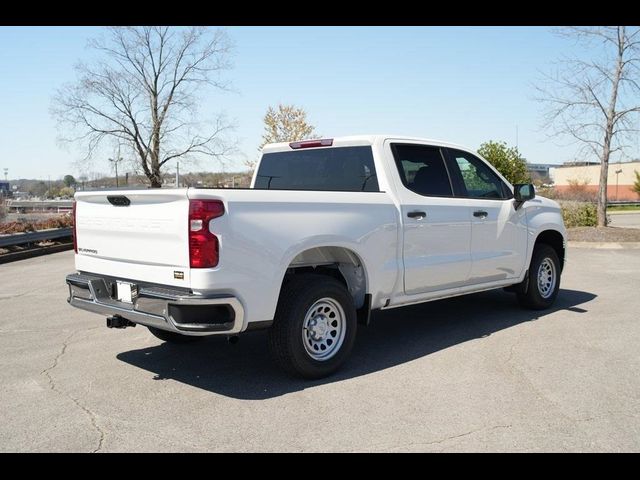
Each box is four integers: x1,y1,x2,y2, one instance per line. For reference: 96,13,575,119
66,135,566,378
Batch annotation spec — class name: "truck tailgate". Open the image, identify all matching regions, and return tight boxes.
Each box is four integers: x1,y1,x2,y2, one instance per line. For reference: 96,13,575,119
74,189,191,286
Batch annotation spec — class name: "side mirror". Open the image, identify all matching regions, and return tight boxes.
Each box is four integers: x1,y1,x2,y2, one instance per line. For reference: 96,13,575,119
513,183,535,208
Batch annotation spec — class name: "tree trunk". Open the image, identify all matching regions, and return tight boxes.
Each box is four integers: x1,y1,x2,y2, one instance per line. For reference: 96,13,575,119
597,26,625,227
148,87,162,188
149,155,162,188
149,131,162,188
597,143,610,226
149,172,162,188
148,147,162,188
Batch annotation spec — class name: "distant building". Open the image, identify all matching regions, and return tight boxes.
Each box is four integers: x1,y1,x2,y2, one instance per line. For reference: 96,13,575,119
527,162,557,183
549,160,640,201
0,181,11,197
527,163,556,178
561,160,600,166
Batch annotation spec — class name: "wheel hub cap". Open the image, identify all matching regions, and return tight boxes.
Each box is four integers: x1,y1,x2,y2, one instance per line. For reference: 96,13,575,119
537,257,556,299
302,298,346,361
309,316,329,340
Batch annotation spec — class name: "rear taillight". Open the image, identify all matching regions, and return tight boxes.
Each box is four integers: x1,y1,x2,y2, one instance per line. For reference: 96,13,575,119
189,199,224,268
289,138,333,149
72,201,77,253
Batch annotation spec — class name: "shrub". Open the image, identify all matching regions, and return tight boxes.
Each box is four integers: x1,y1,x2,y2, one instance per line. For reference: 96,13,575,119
562,178,597,202
0,214,73,235
537,183,598,202
536,185,558,199
559,201,598,228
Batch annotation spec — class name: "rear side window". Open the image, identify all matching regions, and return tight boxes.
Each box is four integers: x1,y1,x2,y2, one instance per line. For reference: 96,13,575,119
254,146,379,192
391,144,453,197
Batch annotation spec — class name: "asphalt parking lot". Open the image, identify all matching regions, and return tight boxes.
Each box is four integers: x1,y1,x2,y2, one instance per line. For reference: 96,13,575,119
1,247,639,452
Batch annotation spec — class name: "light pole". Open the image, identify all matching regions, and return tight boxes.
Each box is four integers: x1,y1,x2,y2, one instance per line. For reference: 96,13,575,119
109,156,123,187
3,168,7,181
615,169,623,201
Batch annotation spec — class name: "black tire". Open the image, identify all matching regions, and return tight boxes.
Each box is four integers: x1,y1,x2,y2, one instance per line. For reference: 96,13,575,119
268,274,357,379
147,326,205,343
517,244,561,310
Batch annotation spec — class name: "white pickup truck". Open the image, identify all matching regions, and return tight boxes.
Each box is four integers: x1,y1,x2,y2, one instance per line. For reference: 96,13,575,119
66,135,566,378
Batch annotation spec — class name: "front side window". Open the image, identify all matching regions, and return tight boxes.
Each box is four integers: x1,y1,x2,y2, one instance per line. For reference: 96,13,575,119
254,146,379,192
448,149,509,199
391,144,453,197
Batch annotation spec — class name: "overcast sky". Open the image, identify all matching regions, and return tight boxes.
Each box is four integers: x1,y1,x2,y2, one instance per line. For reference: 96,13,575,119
0,26,632,180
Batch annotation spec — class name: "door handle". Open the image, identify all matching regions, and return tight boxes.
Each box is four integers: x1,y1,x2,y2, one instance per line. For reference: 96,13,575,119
407,211,427,219
473,210,488,218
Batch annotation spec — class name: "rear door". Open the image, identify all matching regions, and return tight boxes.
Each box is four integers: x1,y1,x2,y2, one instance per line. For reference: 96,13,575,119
386,142,472,295
444,148,528,284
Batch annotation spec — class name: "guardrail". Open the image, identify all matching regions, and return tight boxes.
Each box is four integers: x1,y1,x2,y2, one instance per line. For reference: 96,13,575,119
0,228,73,248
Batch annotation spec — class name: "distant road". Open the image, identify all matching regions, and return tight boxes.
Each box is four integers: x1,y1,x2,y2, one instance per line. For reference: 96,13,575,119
609,212,640,229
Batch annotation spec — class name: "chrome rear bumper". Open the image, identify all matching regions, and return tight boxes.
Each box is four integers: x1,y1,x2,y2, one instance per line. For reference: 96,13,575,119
66,273,245,336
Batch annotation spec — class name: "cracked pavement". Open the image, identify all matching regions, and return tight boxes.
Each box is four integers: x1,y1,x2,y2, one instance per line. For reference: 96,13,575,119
0,248,639,452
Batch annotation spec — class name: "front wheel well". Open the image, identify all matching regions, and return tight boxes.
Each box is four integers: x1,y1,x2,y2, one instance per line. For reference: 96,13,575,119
534,230,565,272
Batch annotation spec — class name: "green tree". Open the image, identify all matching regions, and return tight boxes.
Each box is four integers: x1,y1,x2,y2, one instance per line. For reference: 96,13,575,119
477,141,531,185
633,170,640,196
63,174,76,188
259,104,318,149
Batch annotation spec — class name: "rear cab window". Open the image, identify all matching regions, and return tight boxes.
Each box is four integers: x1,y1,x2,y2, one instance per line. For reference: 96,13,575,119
390,143,454,197
254,146,379,192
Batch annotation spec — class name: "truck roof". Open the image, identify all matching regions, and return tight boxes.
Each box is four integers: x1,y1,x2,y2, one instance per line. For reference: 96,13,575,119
261,135,473,154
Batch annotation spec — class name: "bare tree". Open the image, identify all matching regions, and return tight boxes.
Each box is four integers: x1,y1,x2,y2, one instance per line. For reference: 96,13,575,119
259,104,318,149
536,26,640,226
243,159,258,175
52,27,235,188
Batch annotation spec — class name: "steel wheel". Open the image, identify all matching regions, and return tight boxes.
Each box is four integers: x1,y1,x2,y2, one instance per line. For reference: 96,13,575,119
302,297,346,361
537,257,556,299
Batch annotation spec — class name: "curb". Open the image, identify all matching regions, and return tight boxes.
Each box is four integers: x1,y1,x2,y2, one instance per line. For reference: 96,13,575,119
568,241,640,249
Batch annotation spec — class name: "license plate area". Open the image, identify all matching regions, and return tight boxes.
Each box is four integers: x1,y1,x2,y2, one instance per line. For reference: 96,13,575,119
116,281,138,304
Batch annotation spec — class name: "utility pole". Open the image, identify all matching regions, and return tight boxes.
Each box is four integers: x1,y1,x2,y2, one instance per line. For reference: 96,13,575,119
615,168,623,201
1,168,7,199
109,144,123,188
175,162,180,188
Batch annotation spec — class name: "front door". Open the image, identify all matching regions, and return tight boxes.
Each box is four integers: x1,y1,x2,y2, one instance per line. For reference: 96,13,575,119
445,148,528,285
